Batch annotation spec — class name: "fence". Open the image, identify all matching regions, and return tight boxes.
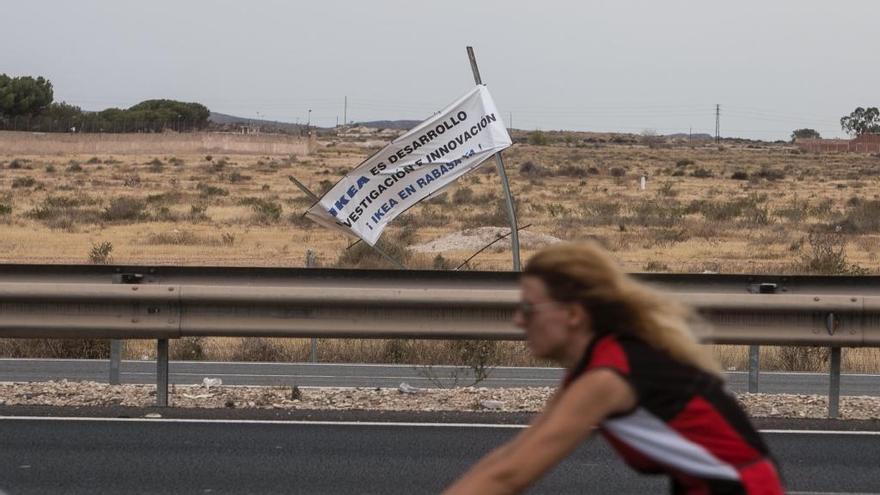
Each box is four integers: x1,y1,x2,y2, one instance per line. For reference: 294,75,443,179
1,264,879,416
796,133,880,153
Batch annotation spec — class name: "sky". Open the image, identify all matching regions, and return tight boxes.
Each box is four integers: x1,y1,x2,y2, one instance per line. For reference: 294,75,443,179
1,0,877,140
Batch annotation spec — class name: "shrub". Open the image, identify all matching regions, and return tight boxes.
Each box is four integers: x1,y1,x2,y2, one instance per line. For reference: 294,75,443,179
123,174,141,187
452,186,475,205
644,260,669,271
518,160,546,178
86,157,102,164
147,158,164,173
527,131,548,146
318,180,334,194
88,241,113,264
189,204,209,222
690,168,713,178
0,339,109,359
102,197,146,222
231,337,286,362
66,161,83,173
835,200,880,234
610,167,626,177
243,198,282,223
797,230,856,275
775,196,810,223
630,199,683,227
146,230,209,245
28,195,103,229
0,201,11,216
333,228,413,269
197,182,229,197
171,337,205,360
675,159,695,167
556,164,586,177
657,181,678,197
45,164,56,173
228,170,250,183
11,176,36,188
756,167,785,181
731,170,749,180
7,159,25,169
774,347,828,372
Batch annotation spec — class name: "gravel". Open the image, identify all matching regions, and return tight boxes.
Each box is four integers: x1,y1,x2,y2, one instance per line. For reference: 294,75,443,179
1,380,879,419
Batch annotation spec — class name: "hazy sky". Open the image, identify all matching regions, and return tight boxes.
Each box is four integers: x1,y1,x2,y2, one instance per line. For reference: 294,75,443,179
2,0,877,140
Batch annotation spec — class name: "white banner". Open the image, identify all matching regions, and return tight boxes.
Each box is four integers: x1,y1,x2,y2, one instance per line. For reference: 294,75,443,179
306,85,512,245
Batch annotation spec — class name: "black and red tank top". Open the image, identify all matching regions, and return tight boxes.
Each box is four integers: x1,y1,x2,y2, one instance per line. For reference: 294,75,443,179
563,333,784,495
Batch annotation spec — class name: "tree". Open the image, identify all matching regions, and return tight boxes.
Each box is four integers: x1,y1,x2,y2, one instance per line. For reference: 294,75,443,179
840,107,880,137
791,128,821,141
0,74,54,116
129,99,210,128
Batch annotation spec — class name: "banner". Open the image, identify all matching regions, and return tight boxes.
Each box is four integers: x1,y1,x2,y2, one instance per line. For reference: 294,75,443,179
306,85,512,245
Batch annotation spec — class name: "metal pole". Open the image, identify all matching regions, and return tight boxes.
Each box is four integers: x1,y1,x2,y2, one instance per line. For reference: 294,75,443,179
109,276,128,385
828,346,841,419
157,339,169,407
306,249,318,363
109,340,122,385
466,46,521,271
748,345,760,393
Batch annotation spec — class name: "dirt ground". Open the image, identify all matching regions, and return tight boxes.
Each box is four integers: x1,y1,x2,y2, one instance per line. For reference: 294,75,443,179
1,136,878,273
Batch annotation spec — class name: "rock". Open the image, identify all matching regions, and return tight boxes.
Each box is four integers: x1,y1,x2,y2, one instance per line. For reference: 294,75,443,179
202,377,223,388
480,400,504,410
398,382,423,395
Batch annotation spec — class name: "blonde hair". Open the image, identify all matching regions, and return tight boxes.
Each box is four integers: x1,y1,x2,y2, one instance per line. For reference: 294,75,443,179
524,242,720,376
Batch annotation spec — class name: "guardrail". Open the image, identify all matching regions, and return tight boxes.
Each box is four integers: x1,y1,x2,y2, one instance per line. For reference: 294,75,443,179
2,265,879,417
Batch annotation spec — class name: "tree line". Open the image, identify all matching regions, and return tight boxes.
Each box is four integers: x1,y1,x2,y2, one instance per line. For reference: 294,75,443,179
0,74,210,133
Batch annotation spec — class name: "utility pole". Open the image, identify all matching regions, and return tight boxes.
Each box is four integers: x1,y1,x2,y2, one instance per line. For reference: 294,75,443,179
509,112,513,130
715,104,721,143
344,96,348,127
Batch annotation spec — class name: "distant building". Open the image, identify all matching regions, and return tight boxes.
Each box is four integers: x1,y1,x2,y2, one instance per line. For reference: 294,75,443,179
796,133,880,153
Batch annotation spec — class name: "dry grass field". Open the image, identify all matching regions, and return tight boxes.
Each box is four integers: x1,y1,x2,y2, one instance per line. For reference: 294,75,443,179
2,133,879,372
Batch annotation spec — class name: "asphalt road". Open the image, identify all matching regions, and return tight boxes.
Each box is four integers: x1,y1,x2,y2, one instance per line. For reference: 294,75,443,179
0,418,878,494
1,358,879,396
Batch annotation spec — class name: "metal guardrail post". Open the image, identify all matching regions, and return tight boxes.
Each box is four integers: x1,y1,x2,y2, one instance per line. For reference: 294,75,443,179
748,345,760,393
157,339,169,407
109,340,122,385
828,346,841,419
306,249,318,363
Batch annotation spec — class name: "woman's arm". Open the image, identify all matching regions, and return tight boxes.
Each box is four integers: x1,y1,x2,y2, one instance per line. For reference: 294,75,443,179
443,368,636,495
449,389,565,474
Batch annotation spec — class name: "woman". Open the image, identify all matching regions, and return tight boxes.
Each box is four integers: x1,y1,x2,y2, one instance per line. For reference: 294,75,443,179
445,242,783,494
